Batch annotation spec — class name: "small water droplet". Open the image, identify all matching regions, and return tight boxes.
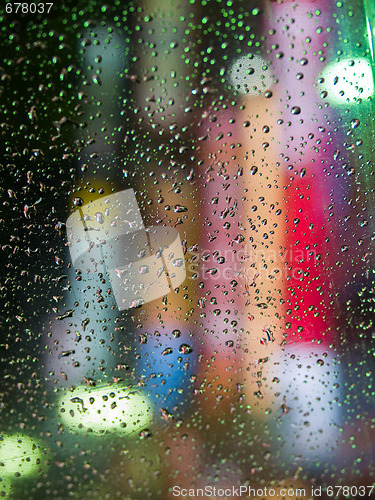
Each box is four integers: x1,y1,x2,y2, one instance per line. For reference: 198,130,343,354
139,265,150,274
73,197,84,207
179,344,193,354
95,212,104,224
137,249,147,258
206,268,218,275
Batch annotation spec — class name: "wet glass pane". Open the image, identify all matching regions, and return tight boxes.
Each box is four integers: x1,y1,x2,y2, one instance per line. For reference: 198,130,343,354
1,0,375,498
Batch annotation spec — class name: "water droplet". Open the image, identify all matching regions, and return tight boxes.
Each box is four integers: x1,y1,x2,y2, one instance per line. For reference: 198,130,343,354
130,298,145,308
206,268,218,275
139,265,150,274
95,212,104,224
156,266,165,279
172,258,184,267
56,309,74,320
174,205,188,213
179,344,193,354
291,106,301,115
139,429,152,439
73,197,84,207
351,118,360,129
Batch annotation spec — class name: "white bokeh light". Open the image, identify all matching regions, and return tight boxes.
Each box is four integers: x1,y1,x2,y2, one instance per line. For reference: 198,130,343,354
228,53,274,95
318,57,374,104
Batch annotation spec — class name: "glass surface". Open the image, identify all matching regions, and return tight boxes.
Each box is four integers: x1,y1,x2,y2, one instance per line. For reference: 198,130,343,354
1,0,375,498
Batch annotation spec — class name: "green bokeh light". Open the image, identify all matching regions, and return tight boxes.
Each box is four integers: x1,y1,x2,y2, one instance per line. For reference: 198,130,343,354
0,434,47,479
58,385,153,435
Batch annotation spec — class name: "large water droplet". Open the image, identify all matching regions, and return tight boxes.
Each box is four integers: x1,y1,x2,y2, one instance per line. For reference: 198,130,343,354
73,197,84,207
139,265,150,274
95,212,104,224
172,258,184,267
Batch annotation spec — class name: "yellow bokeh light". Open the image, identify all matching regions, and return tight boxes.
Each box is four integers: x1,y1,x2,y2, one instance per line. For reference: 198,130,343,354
57,385,153,435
